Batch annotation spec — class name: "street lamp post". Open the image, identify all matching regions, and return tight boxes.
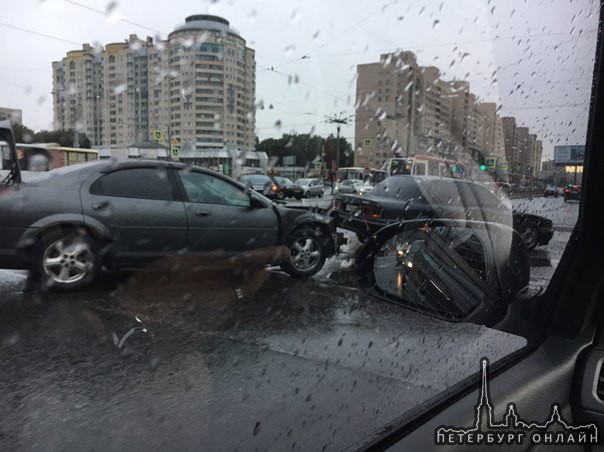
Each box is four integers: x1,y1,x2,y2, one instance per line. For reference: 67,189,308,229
326,112,355,171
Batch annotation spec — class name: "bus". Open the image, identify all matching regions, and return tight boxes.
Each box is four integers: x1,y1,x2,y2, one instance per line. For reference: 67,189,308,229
335,167,387,185
382,155,466,179
0,143,99,182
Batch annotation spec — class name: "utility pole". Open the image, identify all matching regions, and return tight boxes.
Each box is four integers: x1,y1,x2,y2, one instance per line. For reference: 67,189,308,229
325,112,354,171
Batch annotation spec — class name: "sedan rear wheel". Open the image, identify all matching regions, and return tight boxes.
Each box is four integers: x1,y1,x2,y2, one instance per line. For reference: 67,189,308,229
277,191,285,200
32,228,101,291
281,228,327,277
304,191,310,198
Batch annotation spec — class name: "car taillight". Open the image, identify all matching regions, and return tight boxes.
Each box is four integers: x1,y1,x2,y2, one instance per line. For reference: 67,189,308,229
361,206,381,218
271,184,278,192
565,189,570,193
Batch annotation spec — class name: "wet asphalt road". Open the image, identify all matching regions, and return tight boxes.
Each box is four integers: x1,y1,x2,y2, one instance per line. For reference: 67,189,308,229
0,196,577,451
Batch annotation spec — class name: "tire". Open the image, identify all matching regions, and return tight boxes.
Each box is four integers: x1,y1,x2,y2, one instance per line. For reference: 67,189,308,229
517,222,539,250
304,191,310,199
319,190,324,198
295,195,302,200
31,227,101,291
281,228,327,278
277,191,285,200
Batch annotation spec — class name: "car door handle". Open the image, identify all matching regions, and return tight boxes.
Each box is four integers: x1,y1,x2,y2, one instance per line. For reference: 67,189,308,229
195,209,212,217
91,202,109,211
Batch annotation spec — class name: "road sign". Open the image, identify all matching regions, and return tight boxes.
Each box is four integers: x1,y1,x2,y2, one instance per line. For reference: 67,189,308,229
363,138,372,147
283,155,296,166
485,157,496,169
314,162,322,170
554,145,584,165
171,146,180,158
171,138,180,147
153,130,163,141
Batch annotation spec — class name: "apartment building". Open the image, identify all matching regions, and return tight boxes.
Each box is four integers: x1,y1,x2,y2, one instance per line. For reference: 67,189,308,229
354,50,513,171
354,51,419,168
476,102,505,159
448,80,484,163
52,15,256,153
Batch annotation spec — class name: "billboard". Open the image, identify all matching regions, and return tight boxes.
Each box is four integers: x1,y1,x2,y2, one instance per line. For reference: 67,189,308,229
554,145,585,165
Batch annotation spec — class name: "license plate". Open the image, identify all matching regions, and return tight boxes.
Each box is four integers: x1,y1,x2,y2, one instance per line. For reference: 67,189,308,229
345,204,359,212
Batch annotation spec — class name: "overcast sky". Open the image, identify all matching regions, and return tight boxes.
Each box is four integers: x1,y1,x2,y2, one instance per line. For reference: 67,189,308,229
0,0,598,159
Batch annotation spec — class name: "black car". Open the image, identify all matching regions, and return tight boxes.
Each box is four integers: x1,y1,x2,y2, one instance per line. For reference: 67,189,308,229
563,184,582,201
331,175,554,250
274,177,304,200
0,159,344,290
238,174,303,200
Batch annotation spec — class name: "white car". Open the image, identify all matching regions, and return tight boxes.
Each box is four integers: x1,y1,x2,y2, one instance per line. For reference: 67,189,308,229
336,179,372,194
295,178,324,198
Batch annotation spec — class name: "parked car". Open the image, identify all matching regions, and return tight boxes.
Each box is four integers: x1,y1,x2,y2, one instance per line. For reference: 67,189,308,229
274,177,304,200
564,184,582,201
335,179,373,195
331,175,554,250
0,159,345,290
295,178,324,198
238,174,303,200
543,184,559,197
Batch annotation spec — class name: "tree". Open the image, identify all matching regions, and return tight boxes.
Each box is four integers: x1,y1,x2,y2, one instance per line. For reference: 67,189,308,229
256,133,351,167
34,129,91,148
12,123,36,143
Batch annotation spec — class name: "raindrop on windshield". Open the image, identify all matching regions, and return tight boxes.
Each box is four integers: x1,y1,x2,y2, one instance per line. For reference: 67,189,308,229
433,20,440,29
284,44,295,56
247,9,257,24
105,1,122,23
290,9,301,24
274,120,282,131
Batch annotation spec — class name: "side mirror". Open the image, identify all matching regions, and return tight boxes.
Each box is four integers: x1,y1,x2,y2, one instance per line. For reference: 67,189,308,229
248,193,267,209
357,220,530,324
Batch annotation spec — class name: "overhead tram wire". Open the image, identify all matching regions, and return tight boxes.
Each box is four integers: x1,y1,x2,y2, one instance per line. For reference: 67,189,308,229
62,0,167,36
0,22,81,45
257,64,350,105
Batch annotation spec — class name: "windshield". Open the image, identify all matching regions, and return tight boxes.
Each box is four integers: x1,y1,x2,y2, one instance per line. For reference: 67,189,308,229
0,0,595,450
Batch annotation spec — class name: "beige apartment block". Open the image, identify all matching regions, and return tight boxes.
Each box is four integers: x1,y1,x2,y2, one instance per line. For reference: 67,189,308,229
52,15,256,153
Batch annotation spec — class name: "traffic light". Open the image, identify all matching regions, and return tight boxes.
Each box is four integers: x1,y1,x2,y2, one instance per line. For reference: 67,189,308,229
478,156,487,171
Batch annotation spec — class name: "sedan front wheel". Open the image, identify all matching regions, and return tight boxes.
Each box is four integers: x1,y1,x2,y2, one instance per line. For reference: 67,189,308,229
31,228,101,291
281,228,327,278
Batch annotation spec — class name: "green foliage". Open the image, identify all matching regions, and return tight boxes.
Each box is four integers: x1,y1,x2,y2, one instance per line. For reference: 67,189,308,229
34,129,91,148
255,133,353,167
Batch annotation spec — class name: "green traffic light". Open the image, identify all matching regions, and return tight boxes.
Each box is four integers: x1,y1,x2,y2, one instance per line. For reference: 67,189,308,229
480,165,486,171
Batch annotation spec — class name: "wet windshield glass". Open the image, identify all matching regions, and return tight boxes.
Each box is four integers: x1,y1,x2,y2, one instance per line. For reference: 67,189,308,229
0,0,597,449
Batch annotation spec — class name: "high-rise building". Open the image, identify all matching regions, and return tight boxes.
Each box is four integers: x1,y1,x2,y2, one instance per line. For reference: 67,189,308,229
354,51,419,168
476,103,505,159
414,66,453,155
52,15,256,153
448,81,483,163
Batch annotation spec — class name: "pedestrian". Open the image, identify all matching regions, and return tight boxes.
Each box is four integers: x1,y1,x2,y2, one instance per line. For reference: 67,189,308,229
331,172,337,195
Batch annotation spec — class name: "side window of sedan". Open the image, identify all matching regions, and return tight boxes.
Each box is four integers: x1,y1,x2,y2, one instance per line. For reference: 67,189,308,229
90,168,175,201
179,171,251,207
